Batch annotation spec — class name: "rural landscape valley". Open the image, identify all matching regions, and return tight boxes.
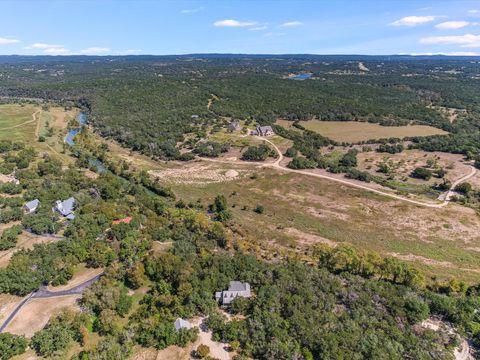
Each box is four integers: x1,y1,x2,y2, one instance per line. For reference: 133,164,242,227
1,1,480,359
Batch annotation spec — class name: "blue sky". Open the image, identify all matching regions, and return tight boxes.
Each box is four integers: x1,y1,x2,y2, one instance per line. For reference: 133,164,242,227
1,0,480,55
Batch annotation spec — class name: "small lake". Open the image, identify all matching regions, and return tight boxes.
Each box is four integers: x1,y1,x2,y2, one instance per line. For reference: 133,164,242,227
288,73,313,80
65,112,87,145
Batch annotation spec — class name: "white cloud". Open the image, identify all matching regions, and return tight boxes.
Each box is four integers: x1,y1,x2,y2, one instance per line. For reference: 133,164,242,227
80,47,111,55
26,43,63,49
389,15,440,27
281,21,303,27
0,37,20,45
249,25,268,31
435,21,471,29
181,7,203,14
213,19,257,27
420,33,480,48
468,10,480,14
44,47,71,55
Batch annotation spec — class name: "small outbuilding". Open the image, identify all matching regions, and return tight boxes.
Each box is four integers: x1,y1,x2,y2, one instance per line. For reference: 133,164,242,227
215,281,252,305
23,199,40,213
174,318,192,331
228,121,242,131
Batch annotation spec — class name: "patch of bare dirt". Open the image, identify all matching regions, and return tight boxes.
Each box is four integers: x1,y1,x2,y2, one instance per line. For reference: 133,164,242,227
149,164,247,185
0,231,60,268
0,293,23,324
387,253,480,273
3,295,81,337
284,227,337,246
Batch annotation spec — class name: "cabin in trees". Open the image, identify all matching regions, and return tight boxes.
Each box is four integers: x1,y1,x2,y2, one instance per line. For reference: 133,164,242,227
251,125,274,136
174,318,192,331
228,120,242,131
23,199,39,213
54,197,76,220
215,281,252,305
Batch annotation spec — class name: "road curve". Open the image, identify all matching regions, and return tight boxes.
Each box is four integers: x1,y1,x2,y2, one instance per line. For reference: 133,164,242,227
0,273,102,333
0,292,35,332
218,136,477,209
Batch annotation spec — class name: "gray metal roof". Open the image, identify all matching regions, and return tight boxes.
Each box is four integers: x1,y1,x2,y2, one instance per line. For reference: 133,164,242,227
24,199,39,211
174,318,192,331
228,281,249,292
56,197,76,216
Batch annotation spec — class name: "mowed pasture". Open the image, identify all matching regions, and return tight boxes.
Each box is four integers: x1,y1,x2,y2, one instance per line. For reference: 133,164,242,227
0,103,39,142
0,103,76,164
296,120,448,142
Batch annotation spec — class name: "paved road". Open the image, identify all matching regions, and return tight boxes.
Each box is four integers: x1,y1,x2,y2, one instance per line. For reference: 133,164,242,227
0,273,102,332
34,273,102,298
0,292,35,332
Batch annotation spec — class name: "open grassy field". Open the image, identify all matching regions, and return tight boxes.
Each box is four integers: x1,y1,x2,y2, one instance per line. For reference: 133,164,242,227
0,103,75,164
296,120,448,142
357,149,472,186
168,165,480,283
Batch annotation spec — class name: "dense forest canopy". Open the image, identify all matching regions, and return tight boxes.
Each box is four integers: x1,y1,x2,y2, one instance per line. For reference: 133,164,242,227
1,55,480,159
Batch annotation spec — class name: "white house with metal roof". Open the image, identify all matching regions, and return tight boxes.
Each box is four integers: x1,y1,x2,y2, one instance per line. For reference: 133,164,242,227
215,281,252,305
53,197,76,219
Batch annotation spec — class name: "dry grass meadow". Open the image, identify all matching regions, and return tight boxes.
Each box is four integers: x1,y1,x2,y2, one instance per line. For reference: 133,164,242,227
295,120,448,142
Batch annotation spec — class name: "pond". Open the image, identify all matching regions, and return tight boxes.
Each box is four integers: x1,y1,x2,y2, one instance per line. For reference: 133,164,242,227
288,73,313,80
64,112,87,145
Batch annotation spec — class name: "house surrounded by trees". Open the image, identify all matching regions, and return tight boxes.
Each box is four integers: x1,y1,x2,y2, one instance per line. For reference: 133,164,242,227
53,197,76,220
251,125,274,136
215,281,252,305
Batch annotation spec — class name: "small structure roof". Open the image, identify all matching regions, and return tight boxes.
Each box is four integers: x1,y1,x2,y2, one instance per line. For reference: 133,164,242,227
24,199,40,211
112,216,133,225
174,318,192,331
56,197,76,216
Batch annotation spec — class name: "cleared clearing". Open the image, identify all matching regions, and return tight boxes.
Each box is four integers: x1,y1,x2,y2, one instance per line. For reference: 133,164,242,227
0,231,60,268
296,120,448,142
2,295,80,337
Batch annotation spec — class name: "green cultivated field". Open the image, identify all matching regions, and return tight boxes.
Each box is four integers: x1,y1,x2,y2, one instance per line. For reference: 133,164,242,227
298,120,448,142
0,104,38,142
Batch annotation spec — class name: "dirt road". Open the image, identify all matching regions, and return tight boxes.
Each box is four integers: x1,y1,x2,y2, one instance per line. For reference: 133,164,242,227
200,136,476,209
0,109,40,131
261,137,476,208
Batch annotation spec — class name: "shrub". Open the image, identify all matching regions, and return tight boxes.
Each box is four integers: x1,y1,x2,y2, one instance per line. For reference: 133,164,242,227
241,145,274,161
197,344,210,358
411,167,432,180
287,157,317,169
0,333,27,359
254,205,264,214
455,182,472,194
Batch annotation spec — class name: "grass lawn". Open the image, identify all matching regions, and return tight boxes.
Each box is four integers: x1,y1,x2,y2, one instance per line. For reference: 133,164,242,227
296,120,448,142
